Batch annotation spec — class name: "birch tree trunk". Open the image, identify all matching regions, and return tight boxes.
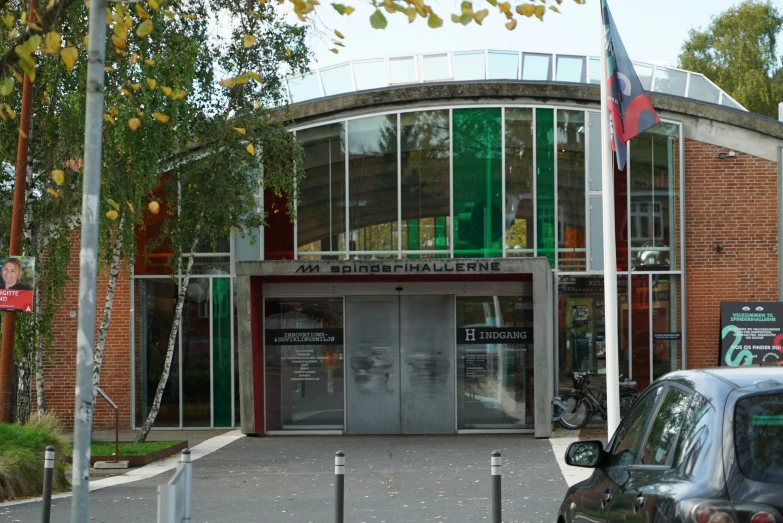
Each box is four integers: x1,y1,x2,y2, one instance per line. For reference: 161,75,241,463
92,215,125,407
135,230,200,443
34,278,45,416
15,355,31,424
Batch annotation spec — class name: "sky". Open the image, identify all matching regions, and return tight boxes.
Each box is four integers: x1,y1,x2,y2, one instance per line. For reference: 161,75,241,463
294,0,745,71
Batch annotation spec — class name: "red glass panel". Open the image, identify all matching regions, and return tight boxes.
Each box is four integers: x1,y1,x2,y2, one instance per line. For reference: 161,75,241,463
630,275,650,389
135,173,174,275
264,189,294,260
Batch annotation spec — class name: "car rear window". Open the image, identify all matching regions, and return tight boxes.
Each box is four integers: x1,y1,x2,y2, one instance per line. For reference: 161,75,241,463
734,393,783,484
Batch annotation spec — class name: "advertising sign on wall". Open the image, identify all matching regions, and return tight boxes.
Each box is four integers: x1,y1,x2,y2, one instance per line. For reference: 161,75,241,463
720,302,783,366
0,256,34,312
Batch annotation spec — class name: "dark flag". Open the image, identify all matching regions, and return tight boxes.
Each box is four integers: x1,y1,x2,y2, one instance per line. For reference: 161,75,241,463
601,0,660,170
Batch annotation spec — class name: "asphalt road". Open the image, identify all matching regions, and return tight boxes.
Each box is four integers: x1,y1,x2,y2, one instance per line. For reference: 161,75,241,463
1,434,567,523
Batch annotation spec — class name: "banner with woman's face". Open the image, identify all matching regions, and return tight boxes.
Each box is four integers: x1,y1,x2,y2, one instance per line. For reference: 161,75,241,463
0,256,34,312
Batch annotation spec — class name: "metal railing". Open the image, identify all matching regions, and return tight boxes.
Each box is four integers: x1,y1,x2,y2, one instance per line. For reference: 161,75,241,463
157,449,192,523
285,49,746,112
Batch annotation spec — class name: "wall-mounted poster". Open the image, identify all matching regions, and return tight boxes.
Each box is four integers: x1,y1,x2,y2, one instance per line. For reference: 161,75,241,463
0,256,34,313
720,302,783,366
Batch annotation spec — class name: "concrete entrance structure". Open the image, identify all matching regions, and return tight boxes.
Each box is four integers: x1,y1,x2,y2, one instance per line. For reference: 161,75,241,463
236,258,554,437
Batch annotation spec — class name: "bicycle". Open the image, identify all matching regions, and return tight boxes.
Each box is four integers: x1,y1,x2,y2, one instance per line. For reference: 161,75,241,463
555,371,639,430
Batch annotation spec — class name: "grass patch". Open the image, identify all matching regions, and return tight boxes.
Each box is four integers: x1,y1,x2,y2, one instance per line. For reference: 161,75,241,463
90,440,185,457
0,414,68,501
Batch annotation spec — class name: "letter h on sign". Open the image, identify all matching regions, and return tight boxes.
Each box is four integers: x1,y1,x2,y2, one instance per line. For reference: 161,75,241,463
465,329,476,342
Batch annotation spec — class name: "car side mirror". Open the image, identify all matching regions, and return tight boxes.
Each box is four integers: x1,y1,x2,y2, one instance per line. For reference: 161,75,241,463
565,440,604,468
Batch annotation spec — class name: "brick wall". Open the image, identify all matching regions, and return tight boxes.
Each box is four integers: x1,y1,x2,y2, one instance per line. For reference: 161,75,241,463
45,232,133,429
684,139,779,369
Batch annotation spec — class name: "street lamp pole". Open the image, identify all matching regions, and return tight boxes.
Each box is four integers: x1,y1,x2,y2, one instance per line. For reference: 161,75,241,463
71,0,108,518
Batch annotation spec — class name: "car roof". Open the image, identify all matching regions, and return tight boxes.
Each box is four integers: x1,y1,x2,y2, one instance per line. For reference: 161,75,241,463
664,367,783,390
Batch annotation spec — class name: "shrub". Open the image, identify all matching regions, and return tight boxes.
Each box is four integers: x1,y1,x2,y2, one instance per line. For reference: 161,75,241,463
0,413,68,501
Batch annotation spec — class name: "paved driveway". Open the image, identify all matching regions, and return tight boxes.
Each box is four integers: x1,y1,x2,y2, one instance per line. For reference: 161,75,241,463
2,434,567,523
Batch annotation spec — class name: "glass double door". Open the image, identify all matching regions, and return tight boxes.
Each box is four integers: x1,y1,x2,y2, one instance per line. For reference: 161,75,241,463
345,295,456,434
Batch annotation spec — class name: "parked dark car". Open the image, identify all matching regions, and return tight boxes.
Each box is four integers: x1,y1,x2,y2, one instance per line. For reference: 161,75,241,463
558,367,783,523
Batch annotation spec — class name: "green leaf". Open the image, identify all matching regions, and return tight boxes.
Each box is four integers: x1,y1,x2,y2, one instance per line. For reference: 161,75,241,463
106,198,120,211
331,3,347,14
428,14,443,28
369,9,388,29
0,77,12,97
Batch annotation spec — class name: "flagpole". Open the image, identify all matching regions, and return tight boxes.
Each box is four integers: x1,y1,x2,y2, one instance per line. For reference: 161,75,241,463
599,3,621,439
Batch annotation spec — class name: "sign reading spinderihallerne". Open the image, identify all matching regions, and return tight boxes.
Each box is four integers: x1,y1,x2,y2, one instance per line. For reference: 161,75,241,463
720,302,783,366
0,255,34,313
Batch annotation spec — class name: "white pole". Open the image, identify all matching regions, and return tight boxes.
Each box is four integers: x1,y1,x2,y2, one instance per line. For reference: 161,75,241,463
599,9,621,439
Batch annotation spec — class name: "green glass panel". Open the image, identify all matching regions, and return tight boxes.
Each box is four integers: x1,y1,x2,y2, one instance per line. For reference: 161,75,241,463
536,108,555,267
407,219,419,259
453,108,502,258
435,216,447,250
212,278,232,427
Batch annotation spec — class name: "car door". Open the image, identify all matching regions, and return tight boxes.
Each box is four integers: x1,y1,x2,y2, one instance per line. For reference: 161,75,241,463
570,386,664,523
609,384,694,523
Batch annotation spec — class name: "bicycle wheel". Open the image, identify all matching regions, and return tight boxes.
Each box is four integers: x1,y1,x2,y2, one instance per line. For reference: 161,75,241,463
557,393,591,430
620,393,639,419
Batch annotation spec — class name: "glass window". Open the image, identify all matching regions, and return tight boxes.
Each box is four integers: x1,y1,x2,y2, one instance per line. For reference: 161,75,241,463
453,51,485,81
297,124,346,256
556,56,585,83
653,67,687,97
264,189,294,260
558,275,629,396
610,386,663,467
673,394,716,479
182,277,211,427
235,228,260,262
487,51,518,79
212,278,232,427
422,53,451,81
264,298,345,430
320,63,353,96
630,274,651,388
652,275,682,380
456,294,534,429
287,72,321,103
557,110,586,271
630,122,679,272
389,56,417,84
639,386,691,466
536,108,555,267
134,279,180,427
400,110,450,254
632,62,654,91
722,95,744,110
504,108,534,256
587,112,602,191
687,74,719,104
348,115,398,253
453,108,502,258
353,59,386,91
589,57,600,84
522,53,551,81
734,393,783,484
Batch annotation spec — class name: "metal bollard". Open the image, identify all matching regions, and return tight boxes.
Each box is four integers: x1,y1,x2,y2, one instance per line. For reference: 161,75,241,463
334,451,345,523
181,449,192,522
491,450,501,523
41,445,54,523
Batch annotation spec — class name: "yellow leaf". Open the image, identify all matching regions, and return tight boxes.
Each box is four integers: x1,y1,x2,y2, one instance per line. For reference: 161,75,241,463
182,13,197,19
161,86,172,95
234,74,249,85
45,32,61,53
334,29,345,39
345,6,355,14
3,104,15,120
534,5,545,19
128,117,141,130
46,188,60,198
171,88,187,100
147,0,159,9
130,82,141,90
247,71,262,82
2,15,13,29
144,59,155,66
548,5,560,13
120,88,132,97
218,77,236,88
136,108,144,117
146,78,157,90
329,48,338,54
0,78,13,96
105,210,119,221
127,202,135,214
473,9,488,24
135,4,151,19
29,22,42,31
243,34,256,48
51,169,65,186
111,34,127,49
130,53,139,64
147,201,160,214
163,11,175,18
103,113,116,124
253,100,261,109
46,0,55,9
505,18,517,29
233,127,246,135
153,112,169,123
104,66,116,73
246,144,255,156
60,47,78,70
136,19,153,38
516,3,535,16
0,107,9,121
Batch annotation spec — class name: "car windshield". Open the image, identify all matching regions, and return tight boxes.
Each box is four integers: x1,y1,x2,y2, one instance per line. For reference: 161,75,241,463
734,392,783,484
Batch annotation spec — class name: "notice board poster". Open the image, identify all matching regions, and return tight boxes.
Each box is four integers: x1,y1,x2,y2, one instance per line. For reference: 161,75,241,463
720,302,783,366
0,256,34,312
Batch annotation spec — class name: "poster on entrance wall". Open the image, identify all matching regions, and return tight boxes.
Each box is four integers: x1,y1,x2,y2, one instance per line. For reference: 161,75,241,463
720,302,783,366
0,256,34,312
